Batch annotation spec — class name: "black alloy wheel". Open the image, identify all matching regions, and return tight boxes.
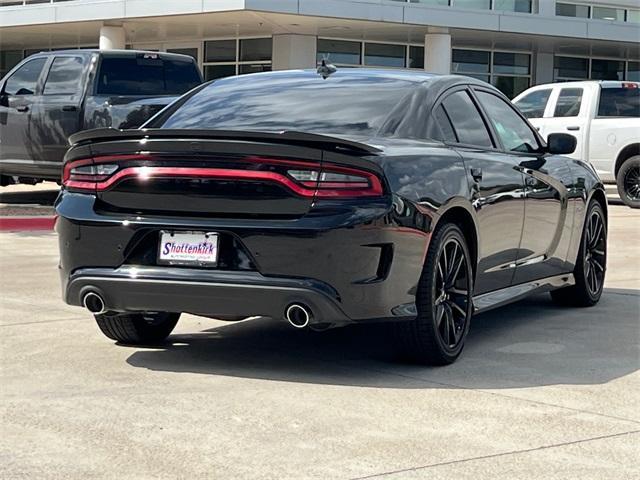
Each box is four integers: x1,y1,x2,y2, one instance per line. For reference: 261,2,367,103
551,200,607,307
616,156,640,209
396,223,473,365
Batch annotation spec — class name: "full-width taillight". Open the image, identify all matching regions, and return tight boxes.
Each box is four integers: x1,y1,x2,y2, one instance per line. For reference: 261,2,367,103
62,154,383,198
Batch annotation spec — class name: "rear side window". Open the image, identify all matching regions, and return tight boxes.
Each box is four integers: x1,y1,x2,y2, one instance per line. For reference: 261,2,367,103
514,89,551,119
4,57,47,96
597,87,640,118
43,56,85,95
476,91,540,153
434,105,457,143
96,55,201,96
441,90,493,148
554,88,583,117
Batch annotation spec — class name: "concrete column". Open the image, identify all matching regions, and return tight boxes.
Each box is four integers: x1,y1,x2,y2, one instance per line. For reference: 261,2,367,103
534,52,554,85
99,25,126,50
536,0,555,16
272,34,317,71
424,29,451,75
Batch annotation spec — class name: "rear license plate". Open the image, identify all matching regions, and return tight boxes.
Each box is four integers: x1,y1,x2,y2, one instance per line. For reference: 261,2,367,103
158,231,219,267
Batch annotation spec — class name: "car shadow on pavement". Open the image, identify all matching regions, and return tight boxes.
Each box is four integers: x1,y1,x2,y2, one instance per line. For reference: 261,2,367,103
0,187,59,206
126,289,639,389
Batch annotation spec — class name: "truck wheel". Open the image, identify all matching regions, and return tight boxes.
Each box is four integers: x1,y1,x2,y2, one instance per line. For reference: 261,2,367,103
95,312,180,345
551,200,606,307
395,222,473,365
616,155,640,209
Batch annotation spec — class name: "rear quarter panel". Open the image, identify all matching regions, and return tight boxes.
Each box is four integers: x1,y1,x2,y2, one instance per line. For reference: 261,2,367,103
588,117,640,182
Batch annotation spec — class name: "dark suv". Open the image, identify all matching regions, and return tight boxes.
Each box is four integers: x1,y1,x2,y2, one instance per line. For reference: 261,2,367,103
0,49,202,185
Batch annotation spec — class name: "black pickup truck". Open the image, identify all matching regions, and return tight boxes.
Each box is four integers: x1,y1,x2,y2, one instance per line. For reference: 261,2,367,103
0,49,202,185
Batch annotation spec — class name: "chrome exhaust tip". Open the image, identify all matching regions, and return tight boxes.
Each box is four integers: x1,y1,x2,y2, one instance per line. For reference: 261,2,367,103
285,303,312,329
83,291,106,315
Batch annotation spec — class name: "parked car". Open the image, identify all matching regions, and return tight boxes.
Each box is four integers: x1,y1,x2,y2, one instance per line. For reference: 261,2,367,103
56,70,607,365
0,49,202,186
513,81,640,208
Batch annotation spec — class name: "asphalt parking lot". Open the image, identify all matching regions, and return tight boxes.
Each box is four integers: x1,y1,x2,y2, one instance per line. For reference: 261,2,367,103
1,186,639,479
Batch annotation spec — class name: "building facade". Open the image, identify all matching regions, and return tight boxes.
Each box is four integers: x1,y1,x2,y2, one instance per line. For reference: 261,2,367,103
0,0,638,98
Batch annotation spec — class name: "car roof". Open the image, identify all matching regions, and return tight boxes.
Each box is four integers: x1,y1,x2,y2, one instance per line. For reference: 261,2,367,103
25,49,195,61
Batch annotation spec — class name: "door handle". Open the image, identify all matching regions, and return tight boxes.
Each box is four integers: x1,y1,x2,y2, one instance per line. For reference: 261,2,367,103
15,105,29,112
62,105,78,112
567,126,580,131
470,167,483,182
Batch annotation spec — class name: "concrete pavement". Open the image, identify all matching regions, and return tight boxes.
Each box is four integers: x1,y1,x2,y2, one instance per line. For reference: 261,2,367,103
0,205,638,479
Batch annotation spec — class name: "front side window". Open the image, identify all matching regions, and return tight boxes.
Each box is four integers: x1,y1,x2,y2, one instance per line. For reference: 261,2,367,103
514,89,551,119
441,90,493,148
554,88,583,117
43,56,85,95
476,90,540,153
597,87,640,118
3,57,47,96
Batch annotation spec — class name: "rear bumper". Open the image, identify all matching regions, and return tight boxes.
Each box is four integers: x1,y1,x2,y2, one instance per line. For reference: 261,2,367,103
66,266,352,326
56,192,429,324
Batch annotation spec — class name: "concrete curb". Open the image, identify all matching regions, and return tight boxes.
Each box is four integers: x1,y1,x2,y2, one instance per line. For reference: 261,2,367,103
0,216,56,232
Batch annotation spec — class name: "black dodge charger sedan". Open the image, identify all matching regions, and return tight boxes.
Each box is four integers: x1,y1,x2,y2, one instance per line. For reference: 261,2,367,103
56,69,607,365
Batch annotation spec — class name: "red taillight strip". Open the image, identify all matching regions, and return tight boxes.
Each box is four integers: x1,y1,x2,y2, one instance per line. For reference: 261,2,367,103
65,167,318,197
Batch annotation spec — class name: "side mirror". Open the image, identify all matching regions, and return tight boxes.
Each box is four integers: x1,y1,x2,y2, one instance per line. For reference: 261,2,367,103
547,133,576,155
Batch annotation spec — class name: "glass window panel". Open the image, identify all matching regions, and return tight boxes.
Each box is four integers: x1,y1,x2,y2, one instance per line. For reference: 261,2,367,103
513,88,552,119
493,0,532,13
452,49,490,74
4,57,47,95
554,88,583,117
0,50,24,78
592,6,624,21
492,76,530,99
591,59,625,80
409,46,424,69
239,38,272,62
597,87,640,118
627,61,640,82
43,56,85,95
204,40,236,63
627,10,640,23
316,39,361,65
238,64,272,75
554,56,588,79
159,72,416,136
476,91,540,153
441,90,493,147
167,48,198,61
434,105,458,143
364,43,406,68
493,52,530,75
204,64,236,81
452,0,491,9
556,2,590,18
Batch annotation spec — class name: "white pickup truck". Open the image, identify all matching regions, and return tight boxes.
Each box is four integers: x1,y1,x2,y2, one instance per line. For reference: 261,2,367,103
513,81,640,208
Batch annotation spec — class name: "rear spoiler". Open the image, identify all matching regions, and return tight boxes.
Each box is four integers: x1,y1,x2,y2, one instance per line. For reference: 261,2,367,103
69,128,382,156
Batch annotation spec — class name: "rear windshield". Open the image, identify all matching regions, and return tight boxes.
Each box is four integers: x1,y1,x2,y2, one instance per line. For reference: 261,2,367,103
157,71,416,136
96,54,201,96
597,86,640,117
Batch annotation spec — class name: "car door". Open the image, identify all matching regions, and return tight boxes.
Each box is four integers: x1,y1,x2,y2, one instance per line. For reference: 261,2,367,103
473,87,574,285
537,86,590,161
437,87,525,295
28,55,87,176
0,56,48,172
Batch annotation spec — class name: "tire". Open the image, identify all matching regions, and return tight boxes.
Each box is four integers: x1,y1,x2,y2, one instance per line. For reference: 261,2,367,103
395,223,473,365
551,200,606,307
616,155,640,209
94,311,180,345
